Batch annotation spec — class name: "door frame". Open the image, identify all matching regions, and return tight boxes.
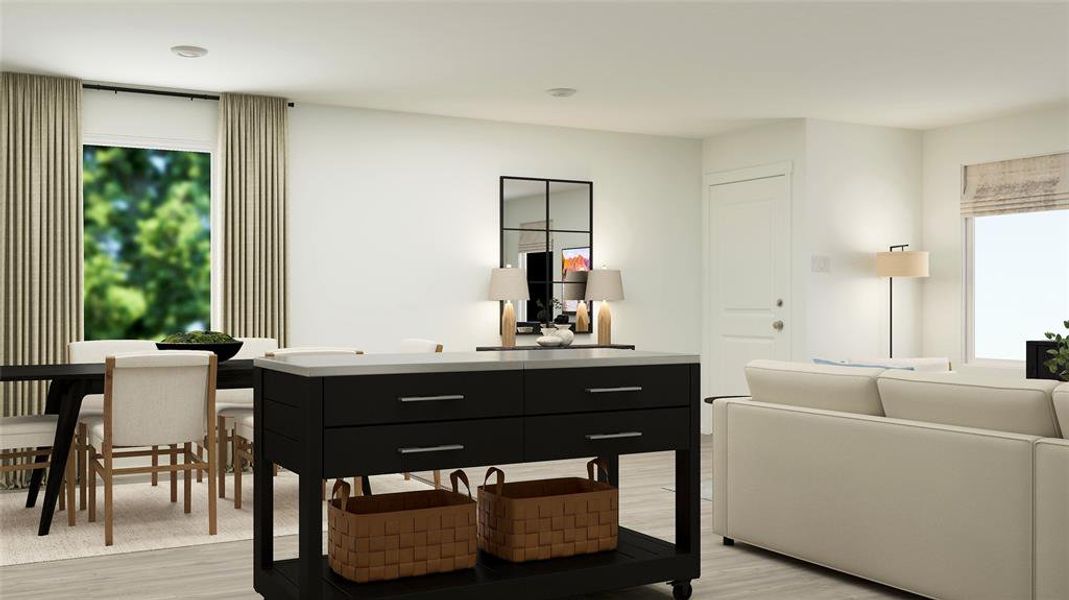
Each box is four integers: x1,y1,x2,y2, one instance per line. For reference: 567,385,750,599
701,161,794,432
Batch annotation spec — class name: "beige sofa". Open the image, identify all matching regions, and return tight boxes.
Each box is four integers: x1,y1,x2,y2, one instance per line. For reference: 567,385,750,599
712,360,1068,600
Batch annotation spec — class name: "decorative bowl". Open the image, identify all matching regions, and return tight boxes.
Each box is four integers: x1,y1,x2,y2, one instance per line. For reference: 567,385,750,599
535,335,563,347
155,341,244,362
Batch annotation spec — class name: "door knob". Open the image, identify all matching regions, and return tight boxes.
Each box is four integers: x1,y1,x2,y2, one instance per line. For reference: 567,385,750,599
772,320,784,331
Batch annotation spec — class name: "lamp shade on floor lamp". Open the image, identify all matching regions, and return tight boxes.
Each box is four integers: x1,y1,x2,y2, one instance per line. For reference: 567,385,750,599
490,266,529,347
876,246,929,357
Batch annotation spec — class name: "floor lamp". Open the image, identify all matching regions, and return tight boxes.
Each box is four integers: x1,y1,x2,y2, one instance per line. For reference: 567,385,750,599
876,245,929,358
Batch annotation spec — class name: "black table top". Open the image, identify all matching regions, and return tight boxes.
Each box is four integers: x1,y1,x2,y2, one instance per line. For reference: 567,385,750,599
0,359,254,382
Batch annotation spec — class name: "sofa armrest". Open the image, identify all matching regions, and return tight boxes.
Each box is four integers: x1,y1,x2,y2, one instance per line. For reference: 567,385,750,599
1036,438,1069,600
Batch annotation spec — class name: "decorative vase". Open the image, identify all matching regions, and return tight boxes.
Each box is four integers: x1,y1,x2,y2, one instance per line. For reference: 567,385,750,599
536,326,564,347
554,325,575,347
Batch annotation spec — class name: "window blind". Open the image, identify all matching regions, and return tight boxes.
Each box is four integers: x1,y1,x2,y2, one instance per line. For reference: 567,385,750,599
962,152,1069,217
518,221,553,253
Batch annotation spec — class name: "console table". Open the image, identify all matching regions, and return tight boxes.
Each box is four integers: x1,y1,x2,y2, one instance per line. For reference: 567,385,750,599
252,349,700,600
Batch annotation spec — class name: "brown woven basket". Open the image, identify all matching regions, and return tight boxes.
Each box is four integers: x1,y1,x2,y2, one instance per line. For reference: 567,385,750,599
328,470,477,583
477,459,618,563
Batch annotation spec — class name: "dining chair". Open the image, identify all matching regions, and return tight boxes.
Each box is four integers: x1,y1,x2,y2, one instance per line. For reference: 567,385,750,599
397,339,445,487
229,346,364,508
68,340,159,508
216,337,279,499
83,351,218,546
0,415,77,526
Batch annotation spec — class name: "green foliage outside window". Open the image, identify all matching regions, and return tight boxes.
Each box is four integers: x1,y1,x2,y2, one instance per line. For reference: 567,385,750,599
83,145,211,340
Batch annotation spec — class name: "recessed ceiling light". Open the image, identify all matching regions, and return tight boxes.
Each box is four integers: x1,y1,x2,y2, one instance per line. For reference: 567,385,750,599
171,45,208,59
546,87,577,98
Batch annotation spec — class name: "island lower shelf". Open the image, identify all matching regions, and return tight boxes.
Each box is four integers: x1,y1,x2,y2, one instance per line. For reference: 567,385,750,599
267,528,694,600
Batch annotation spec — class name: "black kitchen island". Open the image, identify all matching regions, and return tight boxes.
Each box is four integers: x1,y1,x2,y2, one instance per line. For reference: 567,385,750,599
252,349,701,600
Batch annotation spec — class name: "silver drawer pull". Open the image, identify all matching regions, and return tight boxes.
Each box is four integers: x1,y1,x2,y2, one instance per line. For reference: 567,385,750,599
398,394,465,403
585,432,643,441
397,444,464,455
585,386,643,394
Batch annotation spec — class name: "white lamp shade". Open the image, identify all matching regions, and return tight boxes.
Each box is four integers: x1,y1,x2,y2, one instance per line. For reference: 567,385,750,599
585,269,624,301
562,270,588,301
876,251,929,278
489,267,530,301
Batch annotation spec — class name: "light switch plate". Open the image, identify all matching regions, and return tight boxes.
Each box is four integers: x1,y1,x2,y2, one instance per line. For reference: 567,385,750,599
811,254,831,273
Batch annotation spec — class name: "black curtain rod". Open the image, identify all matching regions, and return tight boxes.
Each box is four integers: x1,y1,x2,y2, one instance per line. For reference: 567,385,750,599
82,83,295,107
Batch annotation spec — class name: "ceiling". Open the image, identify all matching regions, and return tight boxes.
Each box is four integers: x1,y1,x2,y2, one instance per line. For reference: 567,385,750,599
2,1,1067,138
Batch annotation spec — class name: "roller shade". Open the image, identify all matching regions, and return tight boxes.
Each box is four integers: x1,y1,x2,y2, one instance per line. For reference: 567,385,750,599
962,152,1069,217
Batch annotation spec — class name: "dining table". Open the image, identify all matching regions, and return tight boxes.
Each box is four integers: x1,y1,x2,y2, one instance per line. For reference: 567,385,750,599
0,358,255,536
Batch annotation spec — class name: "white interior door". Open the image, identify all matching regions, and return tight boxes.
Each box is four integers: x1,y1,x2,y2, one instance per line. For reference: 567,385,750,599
705,173,791,410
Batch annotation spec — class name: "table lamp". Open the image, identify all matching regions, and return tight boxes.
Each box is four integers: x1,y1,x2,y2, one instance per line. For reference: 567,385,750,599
585,268,624,345
489,266,529,348
562,270,590,333
876,245,929,358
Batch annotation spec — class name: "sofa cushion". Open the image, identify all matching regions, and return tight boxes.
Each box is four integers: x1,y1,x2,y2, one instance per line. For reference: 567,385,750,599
745,359,885,416
878,371,1061,437
1054,383,1069,439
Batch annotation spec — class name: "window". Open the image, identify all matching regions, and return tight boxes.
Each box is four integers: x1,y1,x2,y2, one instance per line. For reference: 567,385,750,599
969,210,1069,361
83,145,211,340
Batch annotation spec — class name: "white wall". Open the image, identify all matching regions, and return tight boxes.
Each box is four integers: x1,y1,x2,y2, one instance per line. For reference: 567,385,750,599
921,103,1069,370
700,119,922,425
287,104,703,353
805,119,923,360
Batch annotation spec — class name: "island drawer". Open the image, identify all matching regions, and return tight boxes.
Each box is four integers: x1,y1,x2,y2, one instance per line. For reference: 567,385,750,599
323,370,523,426
323,417,524,477
524,365,691,415
523,408,689,461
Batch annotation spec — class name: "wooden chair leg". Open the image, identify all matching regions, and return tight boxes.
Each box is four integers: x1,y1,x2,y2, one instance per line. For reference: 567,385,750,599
151,446,158,486
183,442,192,514
88,449,97,523
403,472,412,481
196,441,204,483
234,438,243,510
78,423,88,510
217,415,227,499
169,444,178,503
433,470,442,490
207,432,217,536
66,438,76,526
273,463,279,477
104,460,113,546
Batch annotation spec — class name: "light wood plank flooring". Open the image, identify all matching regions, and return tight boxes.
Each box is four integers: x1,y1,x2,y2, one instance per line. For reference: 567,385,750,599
0,437,918,599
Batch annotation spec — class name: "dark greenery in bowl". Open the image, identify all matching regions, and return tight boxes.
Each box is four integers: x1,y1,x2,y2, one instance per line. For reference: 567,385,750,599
161,330,237,344
157,330,244,361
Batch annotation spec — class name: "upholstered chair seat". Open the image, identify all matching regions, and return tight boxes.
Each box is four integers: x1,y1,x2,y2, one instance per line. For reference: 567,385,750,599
0,415,59,449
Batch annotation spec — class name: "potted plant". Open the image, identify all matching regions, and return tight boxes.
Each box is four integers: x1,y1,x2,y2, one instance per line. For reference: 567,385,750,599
1043,320,1069,381
157,330,244,362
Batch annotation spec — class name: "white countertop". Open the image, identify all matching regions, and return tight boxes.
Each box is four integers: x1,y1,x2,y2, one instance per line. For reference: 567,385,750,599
254,349,699,377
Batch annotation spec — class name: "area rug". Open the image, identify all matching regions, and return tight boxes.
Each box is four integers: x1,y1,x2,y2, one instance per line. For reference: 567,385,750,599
0,472,427,566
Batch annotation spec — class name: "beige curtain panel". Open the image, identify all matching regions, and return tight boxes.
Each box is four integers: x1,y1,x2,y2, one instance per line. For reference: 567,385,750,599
0,72,83,488
962,152,1069,217
219,93,288,345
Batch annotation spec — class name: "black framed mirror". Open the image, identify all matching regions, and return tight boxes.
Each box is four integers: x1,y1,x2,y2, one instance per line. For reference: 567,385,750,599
500,176,593,334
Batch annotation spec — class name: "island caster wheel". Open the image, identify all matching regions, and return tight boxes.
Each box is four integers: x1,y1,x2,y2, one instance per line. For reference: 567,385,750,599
671,580,693,600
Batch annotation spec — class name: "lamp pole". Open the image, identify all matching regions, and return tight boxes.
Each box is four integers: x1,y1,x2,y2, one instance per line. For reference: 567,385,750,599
887,244,909,358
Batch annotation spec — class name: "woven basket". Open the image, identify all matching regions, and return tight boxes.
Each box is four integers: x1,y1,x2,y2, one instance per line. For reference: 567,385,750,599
328,470,477,583
477,459,618,563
